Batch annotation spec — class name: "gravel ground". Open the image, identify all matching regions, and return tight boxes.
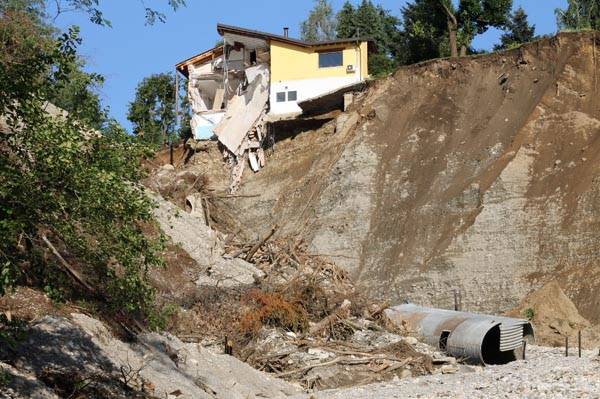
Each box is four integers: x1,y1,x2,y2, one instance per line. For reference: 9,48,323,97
292,346,600,399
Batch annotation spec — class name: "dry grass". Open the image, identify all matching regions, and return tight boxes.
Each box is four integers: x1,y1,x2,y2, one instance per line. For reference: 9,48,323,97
239,289,309,338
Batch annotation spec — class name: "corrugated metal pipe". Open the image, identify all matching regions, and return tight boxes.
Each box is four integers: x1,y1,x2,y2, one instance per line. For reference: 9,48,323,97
385,304,534,365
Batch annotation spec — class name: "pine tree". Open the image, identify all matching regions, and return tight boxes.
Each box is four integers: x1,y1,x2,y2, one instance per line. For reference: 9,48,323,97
336,1,356,38
335,0,399,76
496,7,536,50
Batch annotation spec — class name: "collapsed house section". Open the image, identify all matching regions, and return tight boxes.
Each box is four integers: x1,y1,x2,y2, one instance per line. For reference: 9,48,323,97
176,23,372,191
177,38,272,192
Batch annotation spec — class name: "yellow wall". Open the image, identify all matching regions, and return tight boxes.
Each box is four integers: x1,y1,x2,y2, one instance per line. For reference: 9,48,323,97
270,40,369,82
360,41,369,78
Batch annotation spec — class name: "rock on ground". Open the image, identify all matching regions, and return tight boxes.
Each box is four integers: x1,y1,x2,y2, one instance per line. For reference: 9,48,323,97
291,346,600,399
0,362,59,399
150,193,264,288
2,314,299,399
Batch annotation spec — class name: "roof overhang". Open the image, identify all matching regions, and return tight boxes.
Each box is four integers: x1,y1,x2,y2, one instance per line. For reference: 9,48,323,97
217,23,373,50
176,45,224,78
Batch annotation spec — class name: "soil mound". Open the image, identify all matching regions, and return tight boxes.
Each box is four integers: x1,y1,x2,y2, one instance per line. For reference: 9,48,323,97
507,281,591,347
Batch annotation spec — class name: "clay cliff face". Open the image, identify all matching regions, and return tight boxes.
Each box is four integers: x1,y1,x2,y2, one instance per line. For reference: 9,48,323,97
208,33,600,322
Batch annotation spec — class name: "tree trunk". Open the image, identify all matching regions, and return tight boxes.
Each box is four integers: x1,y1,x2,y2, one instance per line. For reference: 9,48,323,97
448,20,459,58
441,1,459,58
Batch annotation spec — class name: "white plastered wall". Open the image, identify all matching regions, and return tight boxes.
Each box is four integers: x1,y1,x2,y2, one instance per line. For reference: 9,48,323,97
269,75,360,115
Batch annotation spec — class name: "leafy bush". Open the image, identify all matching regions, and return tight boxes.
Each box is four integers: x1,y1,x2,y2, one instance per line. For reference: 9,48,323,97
523,307,535,321
0,9,164,320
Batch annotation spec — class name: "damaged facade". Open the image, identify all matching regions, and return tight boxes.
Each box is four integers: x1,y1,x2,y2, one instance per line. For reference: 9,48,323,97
176,24,370,191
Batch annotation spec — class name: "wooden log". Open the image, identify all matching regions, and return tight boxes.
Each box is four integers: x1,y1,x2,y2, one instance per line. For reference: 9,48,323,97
309,300,351,336
245,225,277,262
41,235,95,294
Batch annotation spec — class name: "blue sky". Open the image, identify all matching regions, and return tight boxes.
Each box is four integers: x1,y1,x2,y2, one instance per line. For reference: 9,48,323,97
54,0,567,131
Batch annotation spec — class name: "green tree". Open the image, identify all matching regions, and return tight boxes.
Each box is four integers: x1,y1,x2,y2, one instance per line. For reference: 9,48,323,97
127,73,176,146
300,0,337,41
336,1,356,39
397,0,447,64
0,0,185,321
48,59,108,130
441,0,513,57
556,0,600,31
496,7,536,50
179,77,192,141
336,0,400,76
0,19,163,319
398,0,511,63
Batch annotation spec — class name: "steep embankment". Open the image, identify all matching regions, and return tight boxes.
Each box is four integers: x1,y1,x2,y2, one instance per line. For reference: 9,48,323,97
206,33,600,322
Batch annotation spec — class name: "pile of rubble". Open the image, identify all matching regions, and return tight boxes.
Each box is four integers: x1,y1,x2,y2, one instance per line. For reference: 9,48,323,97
143,165,455,391
218,237,455,390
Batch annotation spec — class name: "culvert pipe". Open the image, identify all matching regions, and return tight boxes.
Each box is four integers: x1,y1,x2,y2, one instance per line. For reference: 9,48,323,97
385,304,534,365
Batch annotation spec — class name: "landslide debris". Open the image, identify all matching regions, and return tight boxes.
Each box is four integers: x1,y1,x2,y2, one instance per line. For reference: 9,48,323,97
140,164,443,391
185,32,600,329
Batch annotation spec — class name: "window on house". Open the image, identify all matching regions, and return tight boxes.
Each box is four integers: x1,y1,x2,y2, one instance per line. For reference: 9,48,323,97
318,51,343,68
287,91,297,101
276,92,286,102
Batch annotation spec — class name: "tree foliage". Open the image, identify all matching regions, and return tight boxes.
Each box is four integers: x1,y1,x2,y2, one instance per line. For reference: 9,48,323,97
127,73,178,146
48,59,108,130
398,0,512,63
48,0,186,26
301,0,337,41
0,3,169,319
398,0,448,64
556,0,600,31
335,0,400,76
496,7,536,50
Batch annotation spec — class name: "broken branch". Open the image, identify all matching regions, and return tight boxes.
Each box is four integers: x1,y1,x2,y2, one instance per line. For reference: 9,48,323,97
41,235,95,294
308,299,351,336
245,225,278,262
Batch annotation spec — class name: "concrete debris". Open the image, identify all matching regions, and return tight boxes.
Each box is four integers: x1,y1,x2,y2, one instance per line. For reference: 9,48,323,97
215,64,269,156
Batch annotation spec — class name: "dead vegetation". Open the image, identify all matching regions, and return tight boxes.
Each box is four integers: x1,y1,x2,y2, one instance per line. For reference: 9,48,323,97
192,236,433,390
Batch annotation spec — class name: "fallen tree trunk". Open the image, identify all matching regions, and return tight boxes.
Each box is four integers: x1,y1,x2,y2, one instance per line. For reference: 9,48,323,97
41,235,95,294
245,225,278,262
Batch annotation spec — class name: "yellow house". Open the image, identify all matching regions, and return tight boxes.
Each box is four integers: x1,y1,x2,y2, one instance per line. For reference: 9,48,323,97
175,24,371,179
177,24,371,128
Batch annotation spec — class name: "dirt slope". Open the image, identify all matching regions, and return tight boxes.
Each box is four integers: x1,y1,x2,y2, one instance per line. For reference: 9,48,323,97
199,32,600,322
507,281,600,347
